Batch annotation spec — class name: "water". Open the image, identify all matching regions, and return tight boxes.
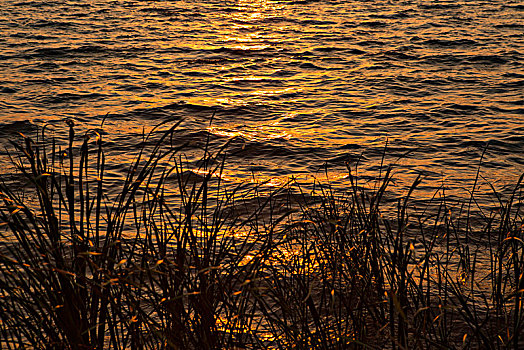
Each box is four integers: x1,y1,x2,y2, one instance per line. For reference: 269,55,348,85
0,0,523,203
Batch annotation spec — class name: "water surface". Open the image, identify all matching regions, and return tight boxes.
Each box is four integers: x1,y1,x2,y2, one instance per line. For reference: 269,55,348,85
1,0,523,202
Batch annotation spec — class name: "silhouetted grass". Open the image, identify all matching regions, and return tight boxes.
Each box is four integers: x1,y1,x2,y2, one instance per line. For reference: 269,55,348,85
0,122,522,349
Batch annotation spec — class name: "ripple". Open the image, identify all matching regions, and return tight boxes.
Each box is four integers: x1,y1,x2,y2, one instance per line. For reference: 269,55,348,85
423,38,478,47
37,92,109,104
0,0,522,202
0,86,17,93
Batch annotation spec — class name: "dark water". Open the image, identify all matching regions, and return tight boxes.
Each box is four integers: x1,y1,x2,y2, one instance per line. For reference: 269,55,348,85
0,0,523,202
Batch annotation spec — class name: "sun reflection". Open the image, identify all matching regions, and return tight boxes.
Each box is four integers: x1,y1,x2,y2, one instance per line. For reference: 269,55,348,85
222,0,282,47
232,0,273,19
207,122,292,142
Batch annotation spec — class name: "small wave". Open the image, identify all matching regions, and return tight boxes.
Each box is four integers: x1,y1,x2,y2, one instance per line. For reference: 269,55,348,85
346,48,367,55
501,135,524,144
465,55,508,65
145,82,166,90
10,33,57,40
12,1,47,6
71,45,107,54
381,50,419,60
22,44,108,60
30,20,75,28
359,21,388,28
314,47,347,53
232,16,291,25
32,47,69,57
270,70,297,78
182,71,213,77
0,120,35,136
457,140,488,149
431,104,480,116
368,11,412,19
138,7,185,17
421,54,464,65
497,80,524,89
423,39,478,47
188,57,235,64
420,78,448,86
443,103,480,111
23,77,78,84
226,77,285,87
419,3,462,9
164,102,216,112
211,46,273,56
123,102,219,122
299,62,323,69
226,139,295,159
300,19,337,26
314,47,367,55
167,130,225,150
168,170,207,184
494,23,524,29
288,0,326,4
339,143,363,150
327,152,367,165
38,92,108,104
502,72,524,79
124,106,179,120
118,84,146,92
355,40,384,47
0,86,18,94
37,62,60,69
504,4,524,10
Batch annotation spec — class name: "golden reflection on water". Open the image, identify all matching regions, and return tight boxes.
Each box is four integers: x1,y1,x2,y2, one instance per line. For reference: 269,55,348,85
0,0,522,202
198,0,308,186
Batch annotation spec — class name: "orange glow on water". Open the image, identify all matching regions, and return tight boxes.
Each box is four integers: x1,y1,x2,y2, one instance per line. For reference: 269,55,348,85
0,0,522,199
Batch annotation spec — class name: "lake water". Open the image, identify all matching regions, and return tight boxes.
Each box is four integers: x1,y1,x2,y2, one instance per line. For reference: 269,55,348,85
0,0,523,204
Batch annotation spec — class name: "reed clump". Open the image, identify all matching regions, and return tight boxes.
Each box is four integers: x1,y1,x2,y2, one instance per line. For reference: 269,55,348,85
0,122,522,349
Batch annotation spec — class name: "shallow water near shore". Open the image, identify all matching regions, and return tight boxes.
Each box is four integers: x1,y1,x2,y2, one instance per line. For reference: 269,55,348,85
0,0,523,204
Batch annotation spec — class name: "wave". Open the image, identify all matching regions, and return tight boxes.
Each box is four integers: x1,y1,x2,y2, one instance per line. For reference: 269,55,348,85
29,19,76,28
37,92,109,104
0,86,18,94
0,120,35,136
422,38,478,47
